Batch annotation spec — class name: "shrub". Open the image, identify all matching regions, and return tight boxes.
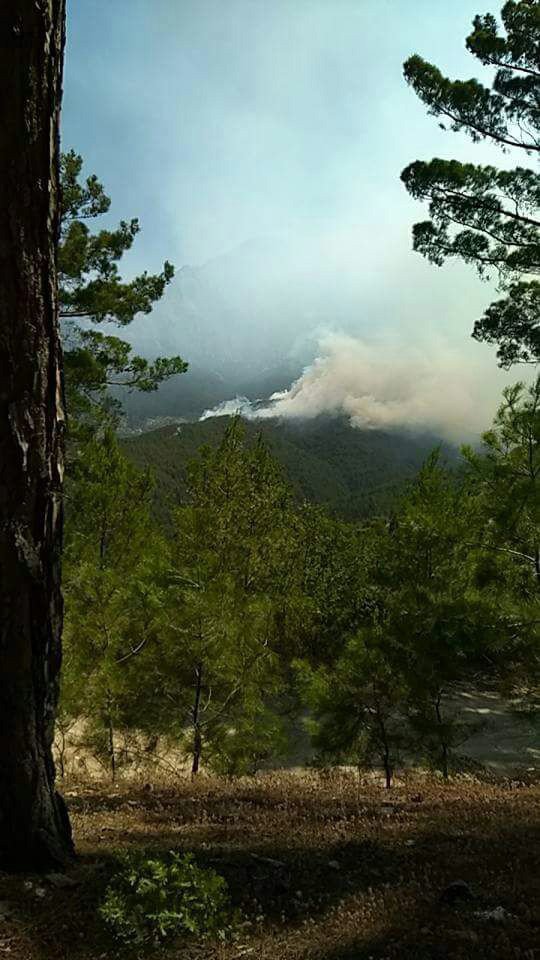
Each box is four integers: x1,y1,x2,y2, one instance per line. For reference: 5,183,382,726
99,850,234,944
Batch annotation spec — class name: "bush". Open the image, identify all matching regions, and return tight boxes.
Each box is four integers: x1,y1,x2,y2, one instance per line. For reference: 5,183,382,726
99,850,234,944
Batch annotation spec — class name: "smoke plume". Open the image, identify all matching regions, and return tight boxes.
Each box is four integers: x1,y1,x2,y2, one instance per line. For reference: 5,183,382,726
200,333,513,441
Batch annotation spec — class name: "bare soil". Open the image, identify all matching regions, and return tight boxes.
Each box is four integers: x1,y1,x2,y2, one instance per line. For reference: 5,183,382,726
0,771,538,959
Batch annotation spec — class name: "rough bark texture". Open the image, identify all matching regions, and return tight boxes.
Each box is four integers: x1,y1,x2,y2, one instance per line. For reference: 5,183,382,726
0,0,73,869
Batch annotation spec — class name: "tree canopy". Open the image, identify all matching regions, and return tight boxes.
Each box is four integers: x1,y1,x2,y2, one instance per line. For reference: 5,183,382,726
401,1,540,367
59,151,187,433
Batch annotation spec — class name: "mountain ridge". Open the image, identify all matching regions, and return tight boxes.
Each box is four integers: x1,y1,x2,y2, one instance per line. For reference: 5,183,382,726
121,414,454,524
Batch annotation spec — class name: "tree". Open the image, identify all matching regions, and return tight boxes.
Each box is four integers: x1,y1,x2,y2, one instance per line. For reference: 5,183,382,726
401,1,540,367
288,505,376,667
121,419,297,775
382,457,496,775
463,377,540,681
0,1,74,868
62,432,164,779
296,634,409,789
59,150,187,433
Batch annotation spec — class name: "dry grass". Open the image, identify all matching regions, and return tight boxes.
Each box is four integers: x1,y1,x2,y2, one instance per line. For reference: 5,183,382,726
0,770,539,959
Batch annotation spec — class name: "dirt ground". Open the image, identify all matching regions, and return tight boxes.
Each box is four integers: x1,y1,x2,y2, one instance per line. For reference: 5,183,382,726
448,689,539,774
0,771,538,960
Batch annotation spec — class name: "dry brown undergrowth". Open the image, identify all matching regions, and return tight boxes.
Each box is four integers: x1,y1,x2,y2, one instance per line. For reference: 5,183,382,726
0,770,538,960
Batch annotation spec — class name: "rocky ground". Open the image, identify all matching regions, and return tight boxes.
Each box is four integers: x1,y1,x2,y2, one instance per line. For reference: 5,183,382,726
0,771,538,959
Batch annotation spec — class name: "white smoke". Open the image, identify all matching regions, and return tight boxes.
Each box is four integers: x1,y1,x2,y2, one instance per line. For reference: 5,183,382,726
200,333,514,441
200,396,255,420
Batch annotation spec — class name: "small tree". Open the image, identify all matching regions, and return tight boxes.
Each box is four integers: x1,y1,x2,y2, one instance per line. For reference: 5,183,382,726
62,431,165,779
297,633,408,788
373,454,495,777
123,419,298,774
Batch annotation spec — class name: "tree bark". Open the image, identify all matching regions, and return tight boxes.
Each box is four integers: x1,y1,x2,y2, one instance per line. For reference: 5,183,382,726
0,1,73,869
191,663,203,777
107,713,116,783
434,695,449,781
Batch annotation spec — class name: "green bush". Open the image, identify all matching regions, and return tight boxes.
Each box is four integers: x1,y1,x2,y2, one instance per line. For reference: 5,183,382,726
99,850,234,944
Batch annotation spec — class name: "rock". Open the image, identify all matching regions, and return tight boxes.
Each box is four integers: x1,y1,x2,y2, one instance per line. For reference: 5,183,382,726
250,853,290,897
439,880,474,904
46,872,78,889
475,906,513,923
250,853,286,869
451,929,480,943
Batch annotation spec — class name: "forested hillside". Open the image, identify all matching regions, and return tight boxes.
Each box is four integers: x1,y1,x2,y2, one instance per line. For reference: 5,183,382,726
121,415,451,522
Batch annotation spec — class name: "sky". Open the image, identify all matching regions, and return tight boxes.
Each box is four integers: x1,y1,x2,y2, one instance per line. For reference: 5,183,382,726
62,1,522,436
63,0,502,270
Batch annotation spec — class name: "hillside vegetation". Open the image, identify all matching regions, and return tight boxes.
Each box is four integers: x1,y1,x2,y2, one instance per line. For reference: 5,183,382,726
121,415,449,523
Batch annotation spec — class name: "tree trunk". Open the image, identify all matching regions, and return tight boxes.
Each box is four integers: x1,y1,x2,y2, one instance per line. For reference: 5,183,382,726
0,1,73,870
374,703,393,789
434,695,449,781
383,753,393,791
191,663,203,777
107,714,116,783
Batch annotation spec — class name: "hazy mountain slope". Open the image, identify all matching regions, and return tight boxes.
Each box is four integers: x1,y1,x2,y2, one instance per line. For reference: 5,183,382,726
121,415,452,524
118,235,380,423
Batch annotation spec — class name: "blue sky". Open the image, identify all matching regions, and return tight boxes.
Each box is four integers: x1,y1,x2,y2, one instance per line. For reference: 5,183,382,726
63,0,521,434
63,0,500,271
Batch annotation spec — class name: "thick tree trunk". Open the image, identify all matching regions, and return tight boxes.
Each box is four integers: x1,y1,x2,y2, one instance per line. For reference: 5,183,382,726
0,1,73,869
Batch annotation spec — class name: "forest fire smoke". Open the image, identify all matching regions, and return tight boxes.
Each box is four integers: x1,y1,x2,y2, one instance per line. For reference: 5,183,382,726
201,333,510,441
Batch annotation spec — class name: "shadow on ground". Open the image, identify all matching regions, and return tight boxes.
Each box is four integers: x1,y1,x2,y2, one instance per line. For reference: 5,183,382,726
0,775,538,960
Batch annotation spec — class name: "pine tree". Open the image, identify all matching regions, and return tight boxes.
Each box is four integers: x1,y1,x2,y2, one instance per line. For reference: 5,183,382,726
463,377,540,682
122,420,297,775
59,151,187,434
402,1,540,367
62,432,164,779
0,0,74,869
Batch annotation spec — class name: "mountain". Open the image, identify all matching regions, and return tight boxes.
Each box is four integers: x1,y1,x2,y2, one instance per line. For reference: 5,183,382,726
121,414,453,524
117,235,382,424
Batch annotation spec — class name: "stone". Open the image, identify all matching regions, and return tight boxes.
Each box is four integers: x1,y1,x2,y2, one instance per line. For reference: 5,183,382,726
475,906,512,923
46,872,78,889
439,880,474,904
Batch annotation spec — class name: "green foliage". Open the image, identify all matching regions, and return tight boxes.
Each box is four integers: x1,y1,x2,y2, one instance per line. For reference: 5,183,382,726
99,851,233,944
62,430,166,777
463,376,540,681
61,389,539,783
121,419,297,774
473,281,540,366
204,707,289,777
59,150,187,434
121,415,445,526
296,634,409,788
401,2,540,367
297,450,513,781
